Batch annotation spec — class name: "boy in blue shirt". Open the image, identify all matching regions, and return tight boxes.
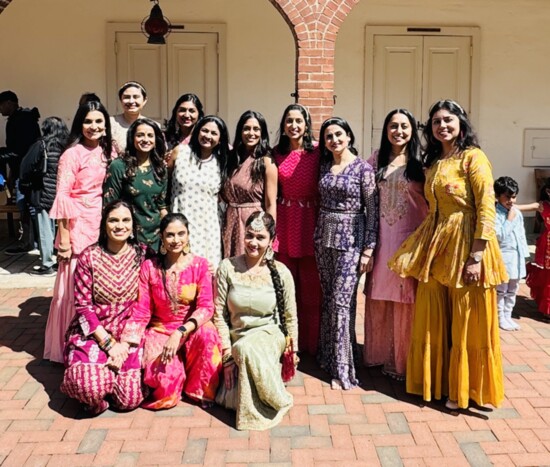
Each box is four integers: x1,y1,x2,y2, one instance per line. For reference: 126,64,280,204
494,176,530,331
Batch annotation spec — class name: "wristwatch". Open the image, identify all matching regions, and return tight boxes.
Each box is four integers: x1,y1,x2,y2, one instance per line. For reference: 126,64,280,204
469,251,483,263
177,325,188,336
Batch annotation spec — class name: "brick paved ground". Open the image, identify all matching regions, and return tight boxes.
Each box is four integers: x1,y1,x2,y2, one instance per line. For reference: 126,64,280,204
1,281,550,466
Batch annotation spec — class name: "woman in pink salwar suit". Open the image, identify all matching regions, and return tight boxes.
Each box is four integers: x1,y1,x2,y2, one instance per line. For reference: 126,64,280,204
122,213,222,409
44,102,114,363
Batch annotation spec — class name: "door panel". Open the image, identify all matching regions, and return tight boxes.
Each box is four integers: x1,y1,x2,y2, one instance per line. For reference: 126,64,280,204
115,33,167,122
114,31,218,124
167,33,219,116
422,36,472,117
368,33,472,154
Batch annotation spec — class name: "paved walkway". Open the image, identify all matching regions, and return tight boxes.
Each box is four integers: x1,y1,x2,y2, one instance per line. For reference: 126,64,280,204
1,279,550,466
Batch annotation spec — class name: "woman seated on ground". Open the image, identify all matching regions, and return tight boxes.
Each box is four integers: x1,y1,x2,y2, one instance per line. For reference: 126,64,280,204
61,200,147,415
213,211,298,431
122,213,222,410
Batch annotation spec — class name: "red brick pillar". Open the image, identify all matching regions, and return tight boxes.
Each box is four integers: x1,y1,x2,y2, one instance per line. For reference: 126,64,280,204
268,0,360,133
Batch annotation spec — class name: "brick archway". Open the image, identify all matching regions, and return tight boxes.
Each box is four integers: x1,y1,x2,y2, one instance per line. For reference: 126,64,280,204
268,0,360,131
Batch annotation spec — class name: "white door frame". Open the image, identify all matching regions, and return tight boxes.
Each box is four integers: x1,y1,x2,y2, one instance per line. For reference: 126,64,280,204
106,22,227,119
363,25,480,154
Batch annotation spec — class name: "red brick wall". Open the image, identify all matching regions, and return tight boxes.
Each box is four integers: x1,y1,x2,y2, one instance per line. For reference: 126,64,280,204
268,0,360,132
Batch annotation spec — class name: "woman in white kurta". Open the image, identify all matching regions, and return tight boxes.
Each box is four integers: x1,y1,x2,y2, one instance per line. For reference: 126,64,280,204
171,116,230,269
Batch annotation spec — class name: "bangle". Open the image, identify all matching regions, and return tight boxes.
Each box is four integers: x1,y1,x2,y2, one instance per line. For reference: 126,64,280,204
58,245,71,253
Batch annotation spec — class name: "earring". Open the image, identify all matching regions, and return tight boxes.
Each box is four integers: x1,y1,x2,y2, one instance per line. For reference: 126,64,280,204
160,243,167,255
265,245,274,261
183,242,191,254
129,233,134,240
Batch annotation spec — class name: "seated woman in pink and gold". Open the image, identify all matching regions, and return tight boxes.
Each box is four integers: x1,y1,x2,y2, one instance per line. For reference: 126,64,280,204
61,200,147,415
122,212,222,409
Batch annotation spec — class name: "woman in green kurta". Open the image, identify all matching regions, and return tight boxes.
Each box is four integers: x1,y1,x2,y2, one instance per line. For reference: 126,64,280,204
103,118,168,249
213,211,299,431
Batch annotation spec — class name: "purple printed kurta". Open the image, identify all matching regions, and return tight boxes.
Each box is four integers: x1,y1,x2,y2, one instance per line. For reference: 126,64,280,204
314,157,378,389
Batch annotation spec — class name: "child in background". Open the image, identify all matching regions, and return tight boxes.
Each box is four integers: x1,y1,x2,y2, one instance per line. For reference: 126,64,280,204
527,177,550,319
494,176,530,331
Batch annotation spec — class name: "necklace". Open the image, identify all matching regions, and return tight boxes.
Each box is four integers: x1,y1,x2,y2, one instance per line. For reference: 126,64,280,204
105,243,129,256
241,255,267,275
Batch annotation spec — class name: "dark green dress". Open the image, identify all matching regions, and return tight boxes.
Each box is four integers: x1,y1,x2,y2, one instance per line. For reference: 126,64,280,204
103,158,167,250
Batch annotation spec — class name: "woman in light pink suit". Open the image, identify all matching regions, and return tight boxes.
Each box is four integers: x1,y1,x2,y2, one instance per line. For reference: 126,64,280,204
44,101,114,363
363,109,427,380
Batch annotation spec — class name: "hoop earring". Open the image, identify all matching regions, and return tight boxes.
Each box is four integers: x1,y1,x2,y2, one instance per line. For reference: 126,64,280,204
265,245,274,261
183,242,191,254
160,243,167,255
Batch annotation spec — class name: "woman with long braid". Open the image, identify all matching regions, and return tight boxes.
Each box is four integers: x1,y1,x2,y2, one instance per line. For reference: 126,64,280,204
213,211,298,431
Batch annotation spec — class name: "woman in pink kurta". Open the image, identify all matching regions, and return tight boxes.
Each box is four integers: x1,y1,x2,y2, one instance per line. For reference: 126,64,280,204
273,104,322,355
363,109,427,380
61,201,146,414
222,110,278,258
123,213,222,410
44,102,114,363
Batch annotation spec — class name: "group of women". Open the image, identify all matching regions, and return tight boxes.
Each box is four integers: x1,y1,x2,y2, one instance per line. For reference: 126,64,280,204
43,79,505,430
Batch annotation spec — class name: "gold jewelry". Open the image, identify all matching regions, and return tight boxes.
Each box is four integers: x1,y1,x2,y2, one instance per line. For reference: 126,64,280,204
160,243,167,255
250,212,266,232
183,242,191,254
265,245,274,261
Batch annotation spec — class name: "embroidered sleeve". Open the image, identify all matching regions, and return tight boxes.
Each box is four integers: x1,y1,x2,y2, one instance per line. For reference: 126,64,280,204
121,259,154,344
212,259,232,350
103,158,125,205
279,264,299,351
467,150,497,240
74,248,100,336
361,161,379,250
188,258,215,327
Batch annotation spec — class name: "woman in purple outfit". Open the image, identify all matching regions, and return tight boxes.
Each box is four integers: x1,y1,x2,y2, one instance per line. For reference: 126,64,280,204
314,117,378,390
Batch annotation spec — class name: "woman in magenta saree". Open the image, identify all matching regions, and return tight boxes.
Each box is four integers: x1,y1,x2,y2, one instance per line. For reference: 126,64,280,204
122,213,222,409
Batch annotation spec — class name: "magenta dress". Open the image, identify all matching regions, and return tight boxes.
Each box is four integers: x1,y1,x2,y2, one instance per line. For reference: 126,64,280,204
274,145,322,355
363,153,428,378
222,156,264,258
44,144,109,363
60,245,145,414
123,255,222,409
527,201,550,315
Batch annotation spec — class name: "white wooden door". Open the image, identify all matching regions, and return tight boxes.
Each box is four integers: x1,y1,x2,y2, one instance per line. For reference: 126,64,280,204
114,31,219,124
368,34,472,154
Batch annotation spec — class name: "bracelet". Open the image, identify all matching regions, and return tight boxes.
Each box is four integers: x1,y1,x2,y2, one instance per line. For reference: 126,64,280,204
58,245,71,253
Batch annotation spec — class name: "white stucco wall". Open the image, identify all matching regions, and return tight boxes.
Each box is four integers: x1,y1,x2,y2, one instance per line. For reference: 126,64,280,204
0,0,295,144
335,0,550,205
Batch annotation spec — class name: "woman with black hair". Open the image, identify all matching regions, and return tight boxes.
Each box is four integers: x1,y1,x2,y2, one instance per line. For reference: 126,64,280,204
44,101,115,363
103,117,168,250
213,211,298,430
124,213,222,410
61,200,147,414
273,104,321,356
19,116,69,275
171,116,230,269
363,109,427,381
389,99,506,410
315,117,378,390
165,93,204,153
222,110,277,258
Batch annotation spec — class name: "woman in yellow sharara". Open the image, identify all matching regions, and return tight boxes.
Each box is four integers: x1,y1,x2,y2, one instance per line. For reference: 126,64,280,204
389,99,506,410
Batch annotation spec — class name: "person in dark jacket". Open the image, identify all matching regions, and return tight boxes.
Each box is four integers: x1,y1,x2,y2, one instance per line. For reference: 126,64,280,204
0,90,41,254
19,117,68,275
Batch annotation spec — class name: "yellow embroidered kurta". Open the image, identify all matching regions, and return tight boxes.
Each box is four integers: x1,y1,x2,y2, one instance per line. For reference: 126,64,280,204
389,148,506,408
